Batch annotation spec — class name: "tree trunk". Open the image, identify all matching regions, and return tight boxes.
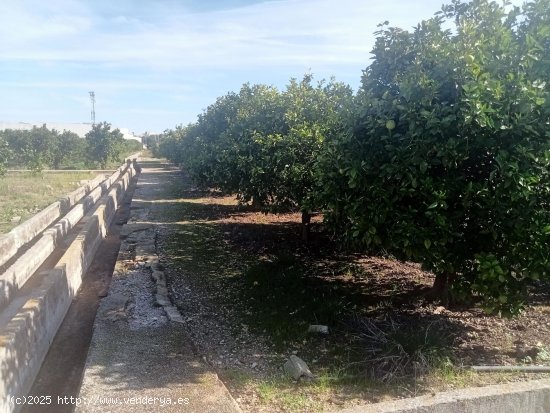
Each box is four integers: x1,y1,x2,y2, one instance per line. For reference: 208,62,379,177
301,211,311,243
427,272,455,305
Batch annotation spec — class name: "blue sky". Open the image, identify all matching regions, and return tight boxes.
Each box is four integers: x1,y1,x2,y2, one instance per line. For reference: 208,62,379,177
0,0,524,134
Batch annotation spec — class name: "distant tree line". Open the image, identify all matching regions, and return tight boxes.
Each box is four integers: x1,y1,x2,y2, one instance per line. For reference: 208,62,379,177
156,0,549,315
0,122,141,173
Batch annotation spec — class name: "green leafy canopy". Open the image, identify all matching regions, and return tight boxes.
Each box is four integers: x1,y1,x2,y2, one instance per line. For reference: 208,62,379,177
317,0,550,315
159,0,549,315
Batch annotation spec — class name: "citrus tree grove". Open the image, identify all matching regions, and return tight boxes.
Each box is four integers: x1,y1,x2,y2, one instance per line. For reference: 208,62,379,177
160,75,353,240
159,0,549,315
0,123,141,172
0,125,67,172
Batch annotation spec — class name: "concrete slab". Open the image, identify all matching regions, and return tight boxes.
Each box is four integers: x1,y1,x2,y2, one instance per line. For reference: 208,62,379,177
331,378,550,413
77,312,241,413
119,223,153,239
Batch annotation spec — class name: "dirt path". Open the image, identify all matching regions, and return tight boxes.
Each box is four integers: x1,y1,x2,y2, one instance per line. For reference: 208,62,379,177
75,158,241,413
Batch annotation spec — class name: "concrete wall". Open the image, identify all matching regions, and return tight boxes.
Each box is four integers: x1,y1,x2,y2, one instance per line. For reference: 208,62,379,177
0,165,130,311
0,173,109,269
332,378,550,413
0,158,137,413
0,153,140,270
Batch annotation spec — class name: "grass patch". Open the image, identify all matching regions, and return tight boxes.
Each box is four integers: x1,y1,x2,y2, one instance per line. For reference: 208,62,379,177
0,171,101,233
427,362,476,387
279,392,319,411
256,377,324,410
237,254,349,349
221,368,254,387
251,372,380,412
257,380,278,403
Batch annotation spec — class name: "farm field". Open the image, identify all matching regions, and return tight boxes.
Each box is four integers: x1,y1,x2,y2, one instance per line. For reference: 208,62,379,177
0,171,103,234
0,0,546,410
153,167,550,413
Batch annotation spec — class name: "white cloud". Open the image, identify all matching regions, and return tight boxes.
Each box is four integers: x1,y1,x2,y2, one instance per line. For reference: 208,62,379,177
0,0,527,70
0,0,416,69
0,0,528,132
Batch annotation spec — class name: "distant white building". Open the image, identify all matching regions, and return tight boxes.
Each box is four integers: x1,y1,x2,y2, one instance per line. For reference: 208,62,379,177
0,121,142,142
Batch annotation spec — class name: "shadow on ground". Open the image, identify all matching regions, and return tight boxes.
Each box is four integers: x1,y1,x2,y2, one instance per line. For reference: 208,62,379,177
73,159,550,413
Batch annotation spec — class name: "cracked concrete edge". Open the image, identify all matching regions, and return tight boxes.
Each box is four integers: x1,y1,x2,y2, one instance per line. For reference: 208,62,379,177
121,211,184,325
120,236,243,413
142,245,185,324
114,160,247,412
119,223,154,239
331,377,550,413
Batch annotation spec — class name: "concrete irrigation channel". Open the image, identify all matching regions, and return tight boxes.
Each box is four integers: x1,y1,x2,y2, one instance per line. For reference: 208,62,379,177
0,154,140,413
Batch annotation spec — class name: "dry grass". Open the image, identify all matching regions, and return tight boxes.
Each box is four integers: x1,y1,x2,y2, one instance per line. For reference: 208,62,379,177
0,171,101,234
351,317,453,382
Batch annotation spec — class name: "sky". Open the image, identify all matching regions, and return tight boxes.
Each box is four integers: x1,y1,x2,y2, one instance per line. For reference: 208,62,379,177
0,0,525,134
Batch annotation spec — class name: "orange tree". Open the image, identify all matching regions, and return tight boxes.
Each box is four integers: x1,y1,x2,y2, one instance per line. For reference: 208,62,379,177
157,125,191,166
85,122,125,169
164,75,353,240
317,0,550,315
0,125,62,171
0,136,8,176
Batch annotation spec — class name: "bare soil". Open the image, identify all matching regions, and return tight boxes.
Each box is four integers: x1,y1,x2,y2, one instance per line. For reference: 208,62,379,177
152,170,550,413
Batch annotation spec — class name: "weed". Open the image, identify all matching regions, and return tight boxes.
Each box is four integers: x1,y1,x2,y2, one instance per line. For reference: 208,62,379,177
428,361,476,387
255,377,325,412
257,381,277,403
353,317,453,383
280,392,317,411
535,343,550,362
